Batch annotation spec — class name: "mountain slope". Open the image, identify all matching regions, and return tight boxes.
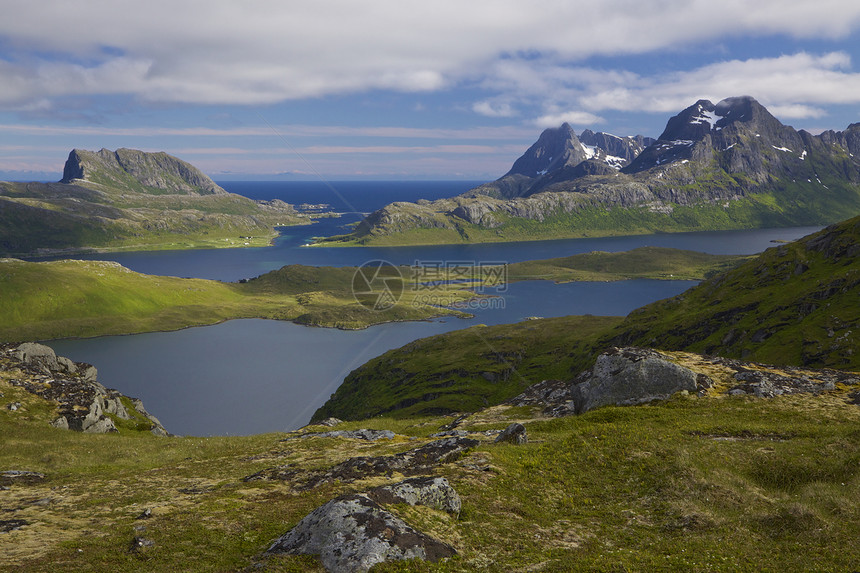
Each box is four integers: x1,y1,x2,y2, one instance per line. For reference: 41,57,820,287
0,149,308,256
320,96,860,246
607,215,860,368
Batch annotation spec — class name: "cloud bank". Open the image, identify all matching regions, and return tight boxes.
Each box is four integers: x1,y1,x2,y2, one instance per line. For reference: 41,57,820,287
2,0,860,119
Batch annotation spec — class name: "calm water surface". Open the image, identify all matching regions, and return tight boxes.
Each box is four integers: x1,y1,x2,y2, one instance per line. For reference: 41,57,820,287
43,182,823,435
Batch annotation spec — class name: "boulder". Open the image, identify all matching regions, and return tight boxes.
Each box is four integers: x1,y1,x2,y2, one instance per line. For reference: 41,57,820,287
494,423,528,445
569,347,699,414
368,476,461,516
12,342,60,373
267,494,455,572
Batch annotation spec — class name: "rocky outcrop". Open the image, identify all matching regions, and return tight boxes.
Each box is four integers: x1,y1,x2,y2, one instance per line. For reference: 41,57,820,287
243,436,479,488
1,342,169,436
511,347,860,416
267,493,456,572
282,428,396,441
61,148,227,195
494,422,528,444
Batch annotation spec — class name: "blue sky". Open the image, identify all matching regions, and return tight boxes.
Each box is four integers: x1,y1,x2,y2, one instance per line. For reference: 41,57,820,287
2,0,860,181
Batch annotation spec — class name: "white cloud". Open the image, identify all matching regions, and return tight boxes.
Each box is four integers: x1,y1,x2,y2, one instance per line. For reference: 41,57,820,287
473,101,517,118
2,1,860,110
534,111,604,128
576,52,860,118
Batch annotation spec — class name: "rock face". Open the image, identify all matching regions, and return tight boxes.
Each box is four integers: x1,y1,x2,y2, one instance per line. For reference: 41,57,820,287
61,148,227,195
1,342,169,436
267,493,456,572
494,422,528,444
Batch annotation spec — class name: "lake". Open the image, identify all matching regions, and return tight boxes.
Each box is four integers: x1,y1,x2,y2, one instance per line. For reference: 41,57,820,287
43,181,823,436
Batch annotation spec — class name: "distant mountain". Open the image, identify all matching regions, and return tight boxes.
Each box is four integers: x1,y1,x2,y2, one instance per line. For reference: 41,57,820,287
320,96,860,246
0,148,306,256
468,123,654,198
61,148,227,196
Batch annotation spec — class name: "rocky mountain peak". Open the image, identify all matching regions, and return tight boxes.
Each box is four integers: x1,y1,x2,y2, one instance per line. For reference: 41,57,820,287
505,122,587,178
61,147,227,196
625,96,797,174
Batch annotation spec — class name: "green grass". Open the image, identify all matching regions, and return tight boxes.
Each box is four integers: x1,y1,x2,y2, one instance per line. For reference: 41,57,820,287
319,176,860,247
505,246,748,282
0,259,476,341
2,373,859,572
607,216,860,369
312,315,623,421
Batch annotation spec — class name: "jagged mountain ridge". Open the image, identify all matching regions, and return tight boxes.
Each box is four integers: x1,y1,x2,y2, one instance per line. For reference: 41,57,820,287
325,96,860,246
469,123,654,199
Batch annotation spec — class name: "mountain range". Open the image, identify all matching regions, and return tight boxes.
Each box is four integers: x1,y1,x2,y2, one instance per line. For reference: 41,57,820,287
320,96,860,246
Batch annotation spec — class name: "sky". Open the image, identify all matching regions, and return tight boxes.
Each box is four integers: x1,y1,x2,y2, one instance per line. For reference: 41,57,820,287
3,1,860,181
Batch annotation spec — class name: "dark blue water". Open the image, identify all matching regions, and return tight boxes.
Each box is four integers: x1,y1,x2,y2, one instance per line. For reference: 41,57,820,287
37,180,821,281
41,181,824,436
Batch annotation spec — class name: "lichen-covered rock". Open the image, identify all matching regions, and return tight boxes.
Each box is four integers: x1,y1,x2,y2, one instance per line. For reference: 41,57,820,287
369,476,461,516
570,347,699,414
494,422,528,445
0,470,46,486
267,494,455,572
284,429,396,442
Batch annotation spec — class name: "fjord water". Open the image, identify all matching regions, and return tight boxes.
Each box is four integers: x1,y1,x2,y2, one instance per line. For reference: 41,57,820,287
45,181,822,436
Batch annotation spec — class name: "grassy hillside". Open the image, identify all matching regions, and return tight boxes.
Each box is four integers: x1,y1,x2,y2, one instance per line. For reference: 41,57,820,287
2,359,859,572
319,177,860,247
608,216,860,369
0,259,476,341
312,315,623,421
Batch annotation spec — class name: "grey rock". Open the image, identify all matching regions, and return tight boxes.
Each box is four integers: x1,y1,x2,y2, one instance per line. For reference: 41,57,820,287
429,429,469,438
0,470,46,486
571,347,699,414
267,494,455,572
50,416,69,430
369,476,461,516
6,402,22,412
13,342,60,372
317,417,344,427
494,423,528,445
129,536,155,553
286,429,396,442
0,519,29,533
